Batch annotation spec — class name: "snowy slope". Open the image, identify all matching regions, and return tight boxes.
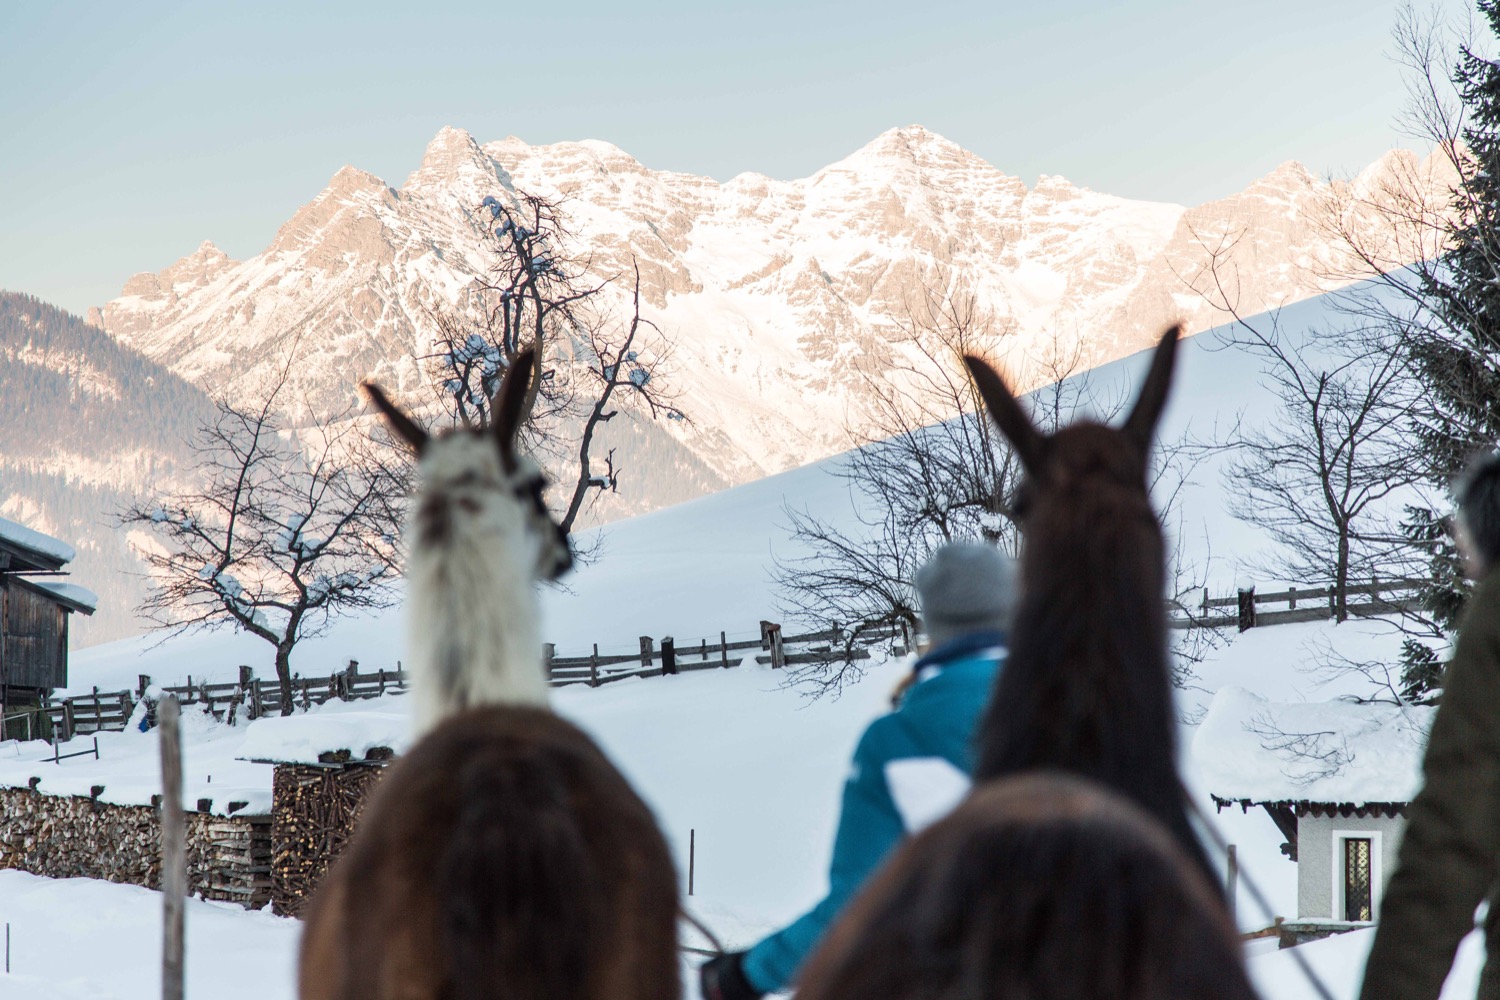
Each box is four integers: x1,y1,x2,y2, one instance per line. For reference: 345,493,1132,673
8,281,1455,998
65,284,1412,695
2,632,1466,1000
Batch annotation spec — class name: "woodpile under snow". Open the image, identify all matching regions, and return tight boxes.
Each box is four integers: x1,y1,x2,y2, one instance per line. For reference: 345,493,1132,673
0,785,271,907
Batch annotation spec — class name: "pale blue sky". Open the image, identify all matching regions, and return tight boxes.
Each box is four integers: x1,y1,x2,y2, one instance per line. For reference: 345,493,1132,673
0,0,1446,316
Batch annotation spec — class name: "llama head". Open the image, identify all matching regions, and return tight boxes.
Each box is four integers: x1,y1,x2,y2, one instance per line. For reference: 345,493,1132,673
964,325,1180,522
361,349,573,582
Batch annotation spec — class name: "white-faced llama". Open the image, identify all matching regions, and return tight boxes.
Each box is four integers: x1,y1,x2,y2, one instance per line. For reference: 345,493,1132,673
962,326,1220,886
298,352,682,1000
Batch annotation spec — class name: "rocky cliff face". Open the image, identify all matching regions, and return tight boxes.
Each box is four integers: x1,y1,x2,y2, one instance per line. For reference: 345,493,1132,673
96,125,1439,488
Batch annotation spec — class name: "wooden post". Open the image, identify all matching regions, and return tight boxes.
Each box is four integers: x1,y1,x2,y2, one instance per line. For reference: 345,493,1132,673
768,624,785,669
160,697,186,1000
689,828,695,896
720,631,729,669
0,581,10,744
238,665,256,721
590,644,600,688
138,674,152,700
1288,586,1297,610
639,636,655,669
699,638,707,664
542,643,556,680
1227,843,1239,923
759,620,775,651
1236,587,1257,632
61,701,75,742
661,637,677,676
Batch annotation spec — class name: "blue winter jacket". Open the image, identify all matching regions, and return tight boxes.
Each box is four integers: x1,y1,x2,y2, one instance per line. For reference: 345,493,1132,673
741,632,1006,993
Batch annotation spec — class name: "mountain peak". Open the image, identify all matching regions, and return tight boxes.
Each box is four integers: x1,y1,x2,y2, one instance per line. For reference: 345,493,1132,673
849,124,970,162
404,125,500,192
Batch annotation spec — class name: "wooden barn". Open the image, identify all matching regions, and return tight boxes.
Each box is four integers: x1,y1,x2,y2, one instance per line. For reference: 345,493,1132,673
0,516,96,739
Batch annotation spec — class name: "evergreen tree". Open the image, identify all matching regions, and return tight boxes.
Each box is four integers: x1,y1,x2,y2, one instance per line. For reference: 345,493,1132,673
1400,1,1500,700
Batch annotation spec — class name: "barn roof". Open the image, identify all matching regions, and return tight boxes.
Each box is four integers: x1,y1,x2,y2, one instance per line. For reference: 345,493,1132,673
1193,686,1433,807
0,516,75,574
24,579,98,616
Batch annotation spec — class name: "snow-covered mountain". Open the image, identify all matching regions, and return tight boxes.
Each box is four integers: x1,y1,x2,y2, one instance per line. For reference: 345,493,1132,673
94,125,1442,487
0,292,217,644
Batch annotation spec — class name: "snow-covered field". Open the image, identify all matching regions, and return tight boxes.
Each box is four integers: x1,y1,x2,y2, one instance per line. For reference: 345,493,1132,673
3,619,1479,999
4,307,1474,998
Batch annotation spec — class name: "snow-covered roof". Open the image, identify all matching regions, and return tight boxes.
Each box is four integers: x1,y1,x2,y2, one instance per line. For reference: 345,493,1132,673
236,701,411,765
1194,687,1434,806
30,580,98,615
0,515,75,570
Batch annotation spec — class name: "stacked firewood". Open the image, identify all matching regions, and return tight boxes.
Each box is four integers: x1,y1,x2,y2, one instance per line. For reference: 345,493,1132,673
0,785,272,907
270,756,389,916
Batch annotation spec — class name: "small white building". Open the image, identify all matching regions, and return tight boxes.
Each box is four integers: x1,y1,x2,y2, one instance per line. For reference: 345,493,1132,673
1195,687,1434,943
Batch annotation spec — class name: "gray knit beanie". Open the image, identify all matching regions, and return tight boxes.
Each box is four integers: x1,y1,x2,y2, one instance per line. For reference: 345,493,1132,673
915,542,1017,648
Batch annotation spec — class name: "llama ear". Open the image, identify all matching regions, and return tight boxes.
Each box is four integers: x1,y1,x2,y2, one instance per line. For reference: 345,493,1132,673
1122,324,1181,453
492,348,535,460
361,382,429,453
964,355,1047,474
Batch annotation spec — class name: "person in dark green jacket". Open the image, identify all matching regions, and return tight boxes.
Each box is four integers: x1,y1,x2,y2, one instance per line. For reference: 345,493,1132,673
699,543,1015,1000
1361,452,1500,1000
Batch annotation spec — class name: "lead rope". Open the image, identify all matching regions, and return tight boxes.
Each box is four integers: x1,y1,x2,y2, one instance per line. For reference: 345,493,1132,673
680,904,727,957
1185,790,1338,1000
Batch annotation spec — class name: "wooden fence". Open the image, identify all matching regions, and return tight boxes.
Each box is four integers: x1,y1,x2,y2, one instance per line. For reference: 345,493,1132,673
37,620,910,740
1167,578,1425,632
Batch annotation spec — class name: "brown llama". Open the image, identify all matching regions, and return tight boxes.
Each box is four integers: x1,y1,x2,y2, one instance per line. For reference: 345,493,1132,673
794,773,1258,1000
299,352,681,1000
962,326,1218,881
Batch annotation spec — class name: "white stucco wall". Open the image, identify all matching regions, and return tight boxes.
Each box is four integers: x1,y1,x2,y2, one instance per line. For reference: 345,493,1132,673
1297,812,1405,920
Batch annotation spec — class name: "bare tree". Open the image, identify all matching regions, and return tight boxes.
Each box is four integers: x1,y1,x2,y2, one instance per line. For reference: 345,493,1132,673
1187,226,1423,622
424,192,683,535
121,362,405,714
773,294,1214,694
773,295,1016,693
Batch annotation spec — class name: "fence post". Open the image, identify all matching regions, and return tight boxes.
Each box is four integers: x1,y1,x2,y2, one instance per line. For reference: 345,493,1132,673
160,697,185,1000
137,674,151,700
239,666,258,721
1328,585,1336,618
543,643,556,681
759,620,775,651
720,631,729,669
590,644,600,688
1236,587,1257,632
1227,844,1239,923
766,623,785,669
662,637,677,676
639,636,655,669
61,701,75,742
343,660,359,700
1288,585,1298,610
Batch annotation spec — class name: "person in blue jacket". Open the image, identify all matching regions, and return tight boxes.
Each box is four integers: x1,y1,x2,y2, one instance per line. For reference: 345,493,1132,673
700,541,1015,1000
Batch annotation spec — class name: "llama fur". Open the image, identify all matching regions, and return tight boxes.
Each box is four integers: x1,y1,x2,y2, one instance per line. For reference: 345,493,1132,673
406,433,552,733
